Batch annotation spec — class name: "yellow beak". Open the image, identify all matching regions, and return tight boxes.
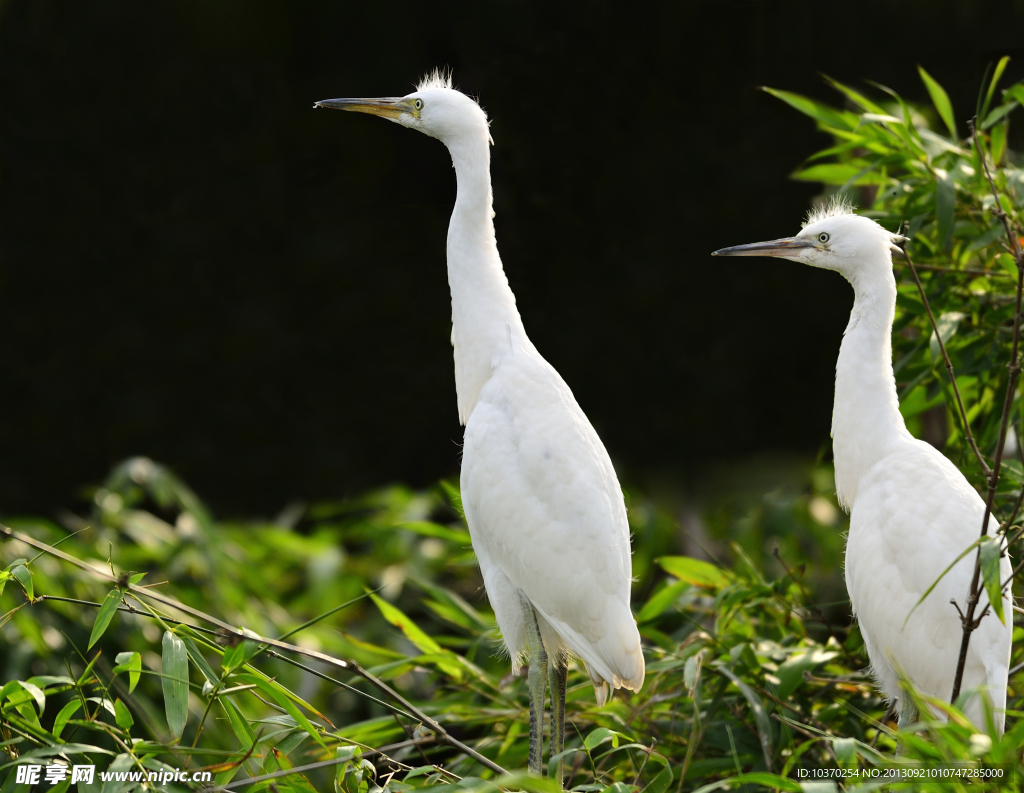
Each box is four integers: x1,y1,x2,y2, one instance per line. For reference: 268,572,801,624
314,97,415,121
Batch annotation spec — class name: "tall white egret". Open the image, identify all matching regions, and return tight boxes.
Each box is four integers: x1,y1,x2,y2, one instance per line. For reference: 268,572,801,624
316,72,644,779
713,202,1011,734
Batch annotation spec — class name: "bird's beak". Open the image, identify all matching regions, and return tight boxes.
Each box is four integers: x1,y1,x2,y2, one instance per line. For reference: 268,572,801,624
313,97,416,120
711,237,815,257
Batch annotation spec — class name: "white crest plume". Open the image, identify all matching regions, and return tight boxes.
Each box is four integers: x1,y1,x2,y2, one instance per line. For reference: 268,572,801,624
416,67,454,92
803,194,856,227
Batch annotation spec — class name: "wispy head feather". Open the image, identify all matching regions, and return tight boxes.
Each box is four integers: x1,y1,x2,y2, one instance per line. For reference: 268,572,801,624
416,67,454,92
803,194,856,227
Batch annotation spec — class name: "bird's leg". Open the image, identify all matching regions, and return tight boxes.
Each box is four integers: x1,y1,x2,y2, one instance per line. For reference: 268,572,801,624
896,697,918,756
522,597,548,776
548,653,568,789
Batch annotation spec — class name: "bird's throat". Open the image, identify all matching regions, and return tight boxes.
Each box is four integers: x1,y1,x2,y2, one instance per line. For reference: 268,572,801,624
831,272,912,509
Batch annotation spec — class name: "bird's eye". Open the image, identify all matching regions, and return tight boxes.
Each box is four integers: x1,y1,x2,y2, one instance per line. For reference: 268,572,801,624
414,99,424,110
818,232,830,244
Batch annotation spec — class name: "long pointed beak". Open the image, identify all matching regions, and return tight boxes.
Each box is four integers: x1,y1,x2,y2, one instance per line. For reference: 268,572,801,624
314,97,411,120
711,237,815,257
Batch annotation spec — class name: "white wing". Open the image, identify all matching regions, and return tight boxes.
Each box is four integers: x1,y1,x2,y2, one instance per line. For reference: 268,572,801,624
461,348,644,693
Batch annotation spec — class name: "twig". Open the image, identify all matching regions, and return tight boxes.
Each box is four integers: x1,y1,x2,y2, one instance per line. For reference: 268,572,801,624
898,244,991,479
0,522,509,777
949,120,1024,703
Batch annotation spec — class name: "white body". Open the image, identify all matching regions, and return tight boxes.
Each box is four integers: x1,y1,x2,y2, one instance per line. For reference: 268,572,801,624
829,231,1011,729
385,76,644,698
799,210,1010,729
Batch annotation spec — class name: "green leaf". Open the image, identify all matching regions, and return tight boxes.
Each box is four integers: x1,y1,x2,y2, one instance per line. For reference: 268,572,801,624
644,764,673,793
980,537,1005,625
114,698,134,731
219,697,256,758
774,649,838,699
113,651,142,693
762,87,859,131
792,163,886,186
997,253,1019,281
656,557,731,589
637,579,689,622
10,564,33,600
715,664,773,771
53,699,83,739
991,121,1008,166
918,65,957,138
929,312,965,359
237,673,327,749
980,56,1011,121
161,631,189,740
1006,83,1024,107
936,170,955,252
0,680,46,716
584,727,621,751
395,520,471,545
981,101,1018,131
88,589,122,649
368,593,441,654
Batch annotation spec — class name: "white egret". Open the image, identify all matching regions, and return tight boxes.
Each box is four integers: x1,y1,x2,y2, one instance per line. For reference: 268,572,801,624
316,72,644,779
713,202,1011,734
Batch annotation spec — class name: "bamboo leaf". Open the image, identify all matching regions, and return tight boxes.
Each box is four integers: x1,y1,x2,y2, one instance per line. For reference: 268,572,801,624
237,673,326,749
88,589,122,649
918,65,957,139
10,564,33,600
52,699,83,739
161,631,189,740
979,537,1005,625
113,651,142,694
114,698,134,731
936,170,956,252
980,56,1010,121
761,87,859,131
656,557,731,589
369,593,442,654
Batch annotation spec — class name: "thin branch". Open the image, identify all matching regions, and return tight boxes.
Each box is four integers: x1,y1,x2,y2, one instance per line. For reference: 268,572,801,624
950,119,1024,703
0,522,509,777
899,244,991,478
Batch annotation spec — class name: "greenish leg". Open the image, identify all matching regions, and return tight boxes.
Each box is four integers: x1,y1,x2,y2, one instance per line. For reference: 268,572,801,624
548,654,568,789
896,697,917,756
522,597,548,776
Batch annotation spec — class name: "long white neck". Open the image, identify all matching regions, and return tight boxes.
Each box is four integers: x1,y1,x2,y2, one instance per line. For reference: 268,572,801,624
445,132,530,424
832,260,913,509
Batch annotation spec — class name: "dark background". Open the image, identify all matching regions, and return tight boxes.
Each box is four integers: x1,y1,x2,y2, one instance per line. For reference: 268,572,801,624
2,1,1023,516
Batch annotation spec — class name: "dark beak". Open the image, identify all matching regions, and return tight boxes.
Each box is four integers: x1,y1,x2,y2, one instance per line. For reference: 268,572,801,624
711,237,815,257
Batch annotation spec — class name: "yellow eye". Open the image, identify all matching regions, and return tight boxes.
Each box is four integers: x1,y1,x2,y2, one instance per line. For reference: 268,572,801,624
414,98,424,110
818,232,830,244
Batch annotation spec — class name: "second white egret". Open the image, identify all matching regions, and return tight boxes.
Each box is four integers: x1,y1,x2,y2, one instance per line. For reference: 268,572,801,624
713,202,1011,734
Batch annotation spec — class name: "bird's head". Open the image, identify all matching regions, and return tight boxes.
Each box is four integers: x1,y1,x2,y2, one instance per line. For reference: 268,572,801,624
315,69,490,147
712,199,906,282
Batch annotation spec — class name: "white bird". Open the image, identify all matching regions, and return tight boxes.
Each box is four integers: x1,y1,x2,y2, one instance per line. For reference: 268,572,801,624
713,201,1011,735
316,71,644,779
